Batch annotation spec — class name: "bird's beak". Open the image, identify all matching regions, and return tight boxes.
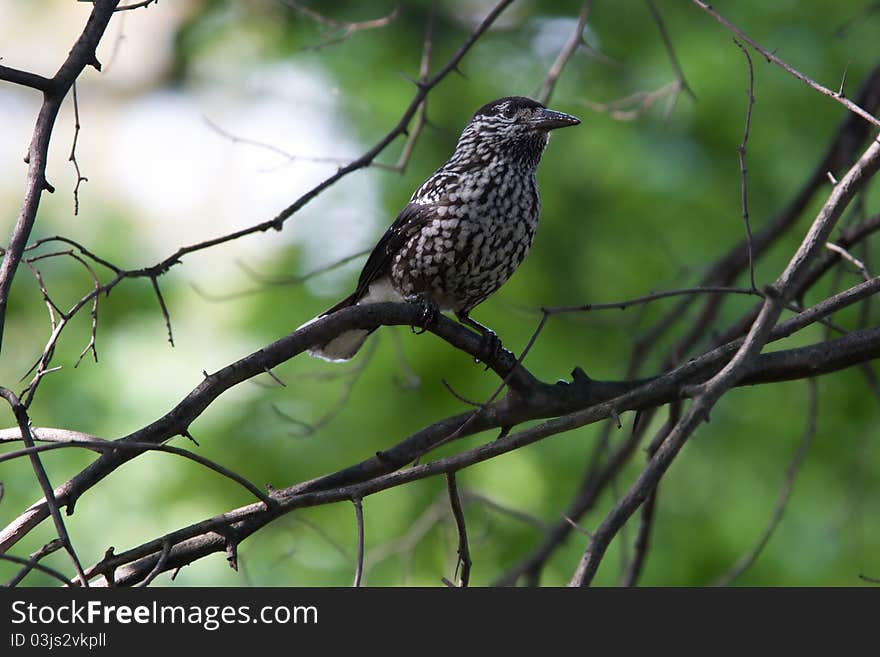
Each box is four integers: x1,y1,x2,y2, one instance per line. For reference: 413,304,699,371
530,107,581,131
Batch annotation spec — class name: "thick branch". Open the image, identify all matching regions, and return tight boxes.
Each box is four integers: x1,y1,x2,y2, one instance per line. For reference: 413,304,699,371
4,266,880,559
0,0,119,353
570,136,880,586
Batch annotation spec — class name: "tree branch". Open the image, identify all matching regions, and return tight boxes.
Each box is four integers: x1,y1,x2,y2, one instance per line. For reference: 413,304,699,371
0,0,119,353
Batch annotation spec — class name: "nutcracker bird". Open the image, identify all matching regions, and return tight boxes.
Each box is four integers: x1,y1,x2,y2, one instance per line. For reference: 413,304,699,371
301,96,580,362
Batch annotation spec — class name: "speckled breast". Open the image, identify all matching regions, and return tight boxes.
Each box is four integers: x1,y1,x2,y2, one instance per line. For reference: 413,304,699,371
390,170,540,312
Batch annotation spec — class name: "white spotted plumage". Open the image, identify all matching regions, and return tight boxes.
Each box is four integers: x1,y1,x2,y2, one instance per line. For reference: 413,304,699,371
302,96,579,362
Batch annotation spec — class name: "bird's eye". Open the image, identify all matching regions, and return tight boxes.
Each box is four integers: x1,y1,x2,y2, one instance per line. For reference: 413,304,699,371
502,106,517,119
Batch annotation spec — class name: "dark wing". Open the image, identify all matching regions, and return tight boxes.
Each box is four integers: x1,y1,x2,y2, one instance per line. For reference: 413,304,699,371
353,202,439,299
319,203,438,316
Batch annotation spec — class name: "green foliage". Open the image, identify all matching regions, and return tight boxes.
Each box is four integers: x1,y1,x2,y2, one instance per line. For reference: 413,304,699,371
1,0,879,586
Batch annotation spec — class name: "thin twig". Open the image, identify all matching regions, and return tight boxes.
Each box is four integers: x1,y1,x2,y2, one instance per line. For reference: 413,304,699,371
150,276,174,346
545,285,761,314
445,472,472,587
691,0,880,129
463,491,551,532
391,4,435,173
138,540,172,587
286,2,400,51
645,0,695,101
733,38,758,292
0,436,275,507
0,0,119,353
619,405,677,586
537,0,592,105
115,0,157,11
433,310,551,449
272,338,376,436
102,0,515,299
68,82,88,216
202,116,354,167
580,80,684,122
0,388,89,587
352,498,365,587
1,552,75,587
826,242,871,280
5,539,63,587
364,495,448,584
570,128,880,588
193,249,370,302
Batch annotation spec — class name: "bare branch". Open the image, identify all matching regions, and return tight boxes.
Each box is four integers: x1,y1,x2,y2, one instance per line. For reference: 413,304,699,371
0,0,120,353
733,37,758,291
691,0,880,129
138,540,171,587
645,0,695,101
352,498,365,587
570,135,880,587
115,0,158,11
68,83,88,216
1,552,74,587
0,65,53,92
286,2,400,51
0,388,89,586
0,434,275,507
537,0,592,105
445,472,472,587
149,276,174,346
118,0,516,285
825,242,871,280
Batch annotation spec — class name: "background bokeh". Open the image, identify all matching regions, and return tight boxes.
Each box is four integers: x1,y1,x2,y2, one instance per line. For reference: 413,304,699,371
1,0,878,586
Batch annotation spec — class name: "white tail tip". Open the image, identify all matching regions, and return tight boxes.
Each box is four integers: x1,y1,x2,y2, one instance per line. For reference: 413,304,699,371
307,328,371,362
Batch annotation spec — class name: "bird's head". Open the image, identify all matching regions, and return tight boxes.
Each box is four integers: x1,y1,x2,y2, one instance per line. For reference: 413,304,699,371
455,96,580,168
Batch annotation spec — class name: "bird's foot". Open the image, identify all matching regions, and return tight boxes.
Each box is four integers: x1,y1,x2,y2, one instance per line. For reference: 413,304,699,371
474,329,502,366
454,311,503,366
405,295,439,335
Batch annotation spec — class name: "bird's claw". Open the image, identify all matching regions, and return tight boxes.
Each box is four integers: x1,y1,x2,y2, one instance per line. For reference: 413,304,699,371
406,295,439,335
474,329,502,366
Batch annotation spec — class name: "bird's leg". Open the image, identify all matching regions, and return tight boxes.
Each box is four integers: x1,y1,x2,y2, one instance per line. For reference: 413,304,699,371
455,311,502,364
405,294,440,335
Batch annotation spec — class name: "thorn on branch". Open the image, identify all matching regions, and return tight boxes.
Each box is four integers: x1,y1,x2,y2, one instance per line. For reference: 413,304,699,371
263,367,286,387
149,276,174,346
101,546,116,586
838,62,850,97
571,366,592,383
561,513,593,537
610,409,622,429
181,429,199,446
225,538,239,571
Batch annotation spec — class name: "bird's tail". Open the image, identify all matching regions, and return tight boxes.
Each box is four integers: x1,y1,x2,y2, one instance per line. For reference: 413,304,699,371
297,292,375,362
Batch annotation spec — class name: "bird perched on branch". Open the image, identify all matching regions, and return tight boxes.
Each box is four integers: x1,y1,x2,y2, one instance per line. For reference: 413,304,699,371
302,95,580,362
